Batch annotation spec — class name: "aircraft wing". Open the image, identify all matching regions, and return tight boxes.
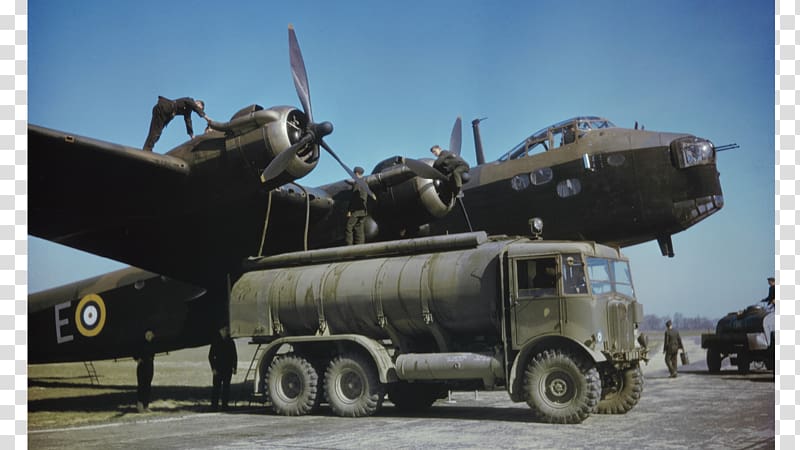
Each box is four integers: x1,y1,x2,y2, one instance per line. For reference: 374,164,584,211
29,124,191,241
28,125,215,280
29,123,340,285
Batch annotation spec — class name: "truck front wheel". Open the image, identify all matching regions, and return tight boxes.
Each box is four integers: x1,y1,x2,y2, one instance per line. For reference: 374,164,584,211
523,349,600,424
596,366,643,414
706,349,722,373
325,353,385,417
265,354,320,416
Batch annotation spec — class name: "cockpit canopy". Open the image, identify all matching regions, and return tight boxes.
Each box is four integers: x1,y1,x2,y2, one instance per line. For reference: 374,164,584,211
499,116,616,161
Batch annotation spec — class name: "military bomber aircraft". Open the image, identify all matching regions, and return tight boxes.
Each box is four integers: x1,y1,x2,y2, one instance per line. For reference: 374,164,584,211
29,25,725,365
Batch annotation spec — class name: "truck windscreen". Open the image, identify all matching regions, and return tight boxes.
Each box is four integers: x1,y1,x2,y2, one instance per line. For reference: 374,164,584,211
586,257,635,298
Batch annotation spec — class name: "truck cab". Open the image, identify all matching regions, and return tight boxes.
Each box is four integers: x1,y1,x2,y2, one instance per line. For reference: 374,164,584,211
505,241,646,417
509,244,641,351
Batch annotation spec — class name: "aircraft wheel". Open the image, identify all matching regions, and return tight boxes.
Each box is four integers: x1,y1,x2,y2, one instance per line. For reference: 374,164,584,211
265,354,320,416
706,349,722,373
325,353,384,417
388,383,445,412
523,349,600,424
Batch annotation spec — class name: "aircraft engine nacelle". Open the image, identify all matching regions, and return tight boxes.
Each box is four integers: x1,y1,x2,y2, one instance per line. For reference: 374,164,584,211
369,156,456,236
212,104,319,185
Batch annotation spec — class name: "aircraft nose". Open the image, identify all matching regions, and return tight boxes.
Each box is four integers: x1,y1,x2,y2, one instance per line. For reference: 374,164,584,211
673,194,724,227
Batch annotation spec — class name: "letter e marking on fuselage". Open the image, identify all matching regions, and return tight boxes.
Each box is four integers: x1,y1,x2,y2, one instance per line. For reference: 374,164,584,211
55,301,74,344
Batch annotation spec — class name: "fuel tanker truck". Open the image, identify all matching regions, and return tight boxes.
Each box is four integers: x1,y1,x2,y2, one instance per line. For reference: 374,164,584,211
230,231,648,424
701,304,775,373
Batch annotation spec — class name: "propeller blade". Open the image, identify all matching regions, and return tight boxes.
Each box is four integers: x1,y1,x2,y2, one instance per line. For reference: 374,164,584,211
261,134,313,183
286,26,371,196
404,158,449,181
261,146,300,184
319,139,376,199
449,116,462,157
288,24,313,122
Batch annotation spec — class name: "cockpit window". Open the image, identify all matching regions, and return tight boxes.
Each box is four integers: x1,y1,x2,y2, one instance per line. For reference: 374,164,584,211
501,138,548,161
498,116,616,161
580,119,613,130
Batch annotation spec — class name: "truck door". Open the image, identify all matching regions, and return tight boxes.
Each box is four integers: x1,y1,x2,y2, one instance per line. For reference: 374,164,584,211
509,257,562,348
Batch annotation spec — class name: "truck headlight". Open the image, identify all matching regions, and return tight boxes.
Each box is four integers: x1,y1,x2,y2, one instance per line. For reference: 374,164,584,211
671,137,715,168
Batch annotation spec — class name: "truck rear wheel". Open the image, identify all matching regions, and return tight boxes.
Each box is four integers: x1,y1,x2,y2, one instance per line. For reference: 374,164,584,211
265,354,320,416
706,348,722,373
523,349,600,424
388,383,445,412
596,366,643,414
325,353,385,417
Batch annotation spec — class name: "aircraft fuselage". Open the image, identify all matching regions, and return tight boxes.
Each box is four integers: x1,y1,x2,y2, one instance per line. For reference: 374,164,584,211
433,127,723,251
28,268,223,363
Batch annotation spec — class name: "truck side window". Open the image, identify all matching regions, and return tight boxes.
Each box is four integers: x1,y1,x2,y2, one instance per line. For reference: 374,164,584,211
516,258,558,298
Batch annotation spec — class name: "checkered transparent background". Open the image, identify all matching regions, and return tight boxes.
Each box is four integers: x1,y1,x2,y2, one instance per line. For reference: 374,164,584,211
777,2,800,449
1,1,795,449
2,0,24,449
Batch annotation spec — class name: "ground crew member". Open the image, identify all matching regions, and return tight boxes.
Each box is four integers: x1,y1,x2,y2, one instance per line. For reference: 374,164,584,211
133,329,155,413
143,96,211,151
208,326,237,411
430,145,470,191
345,166,368,245
761,277,775,310
663,320,684,378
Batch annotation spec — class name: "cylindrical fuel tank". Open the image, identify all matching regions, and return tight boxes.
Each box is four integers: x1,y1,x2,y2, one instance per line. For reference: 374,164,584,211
395,353,505,381
231,237,509,340
715,305,768,334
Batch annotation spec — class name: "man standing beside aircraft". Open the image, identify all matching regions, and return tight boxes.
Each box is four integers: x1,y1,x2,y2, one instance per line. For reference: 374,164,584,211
143,96,211,151
133,329,155,412
430,145,469,191
208,326,237,411
345,166,368,245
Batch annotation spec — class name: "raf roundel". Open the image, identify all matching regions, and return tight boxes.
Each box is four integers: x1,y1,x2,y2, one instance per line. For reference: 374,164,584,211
74,293,107,337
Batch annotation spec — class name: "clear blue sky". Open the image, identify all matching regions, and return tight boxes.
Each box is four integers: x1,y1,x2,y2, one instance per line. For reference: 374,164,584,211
28,0,775,319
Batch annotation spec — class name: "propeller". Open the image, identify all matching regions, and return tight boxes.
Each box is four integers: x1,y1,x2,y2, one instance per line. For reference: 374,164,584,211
445,116,473,232
261,25,375,199
397,116,463,182
404,158,448,181
449,116,462,157
288,24,312,122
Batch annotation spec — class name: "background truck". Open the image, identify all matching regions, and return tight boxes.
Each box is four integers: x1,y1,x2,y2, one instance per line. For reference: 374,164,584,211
701,304,775,373
230,232,647,424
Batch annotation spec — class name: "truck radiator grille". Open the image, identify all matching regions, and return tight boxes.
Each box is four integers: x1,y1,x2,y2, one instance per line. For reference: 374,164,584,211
607,300,635,352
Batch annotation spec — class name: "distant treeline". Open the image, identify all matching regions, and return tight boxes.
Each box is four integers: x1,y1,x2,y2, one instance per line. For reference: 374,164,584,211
640,313,716,331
